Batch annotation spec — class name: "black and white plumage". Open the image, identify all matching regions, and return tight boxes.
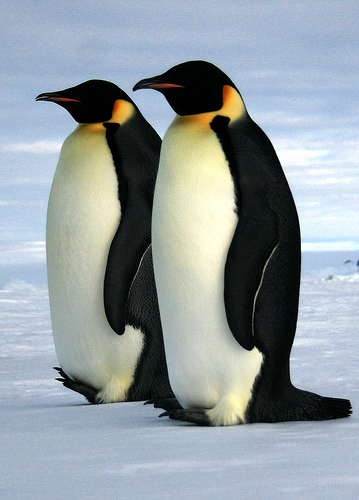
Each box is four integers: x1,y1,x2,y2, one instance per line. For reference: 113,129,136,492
36,80,173,403
134,61,352,425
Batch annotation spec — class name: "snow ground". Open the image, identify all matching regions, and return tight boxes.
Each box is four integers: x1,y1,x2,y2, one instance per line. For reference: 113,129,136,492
0,253,358,499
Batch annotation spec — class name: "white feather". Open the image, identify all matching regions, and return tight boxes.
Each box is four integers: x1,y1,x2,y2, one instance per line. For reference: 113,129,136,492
47,124,144,402
152,116,263,424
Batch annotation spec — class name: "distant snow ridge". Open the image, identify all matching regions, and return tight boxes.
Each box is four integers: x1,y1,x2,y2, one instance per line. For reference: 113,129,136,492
324,259,359,282
325,273,359,282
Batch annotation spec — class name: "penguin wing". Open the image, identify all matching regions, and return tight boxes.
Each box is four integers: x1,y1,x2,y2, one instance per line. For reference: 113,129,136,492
104,213,151,335
224,204,279,350
211,115,279,350
103,122,161,335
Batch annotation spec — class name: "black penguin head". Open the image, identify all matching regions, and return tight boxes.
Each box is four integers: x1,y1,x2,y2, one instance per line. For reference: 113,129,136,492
36,80,135,123
133,60,238,116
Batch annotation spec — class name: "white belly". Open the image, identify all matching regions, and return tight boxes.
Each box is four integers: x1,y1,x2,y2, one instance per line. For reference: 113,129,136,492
152,118,263,423
47,125,144,401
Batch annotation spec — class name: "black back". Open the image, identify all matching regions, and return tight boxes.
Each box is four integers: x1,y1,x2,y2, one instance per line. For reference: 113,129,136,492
210,113,301,362
103,113,160,335
104,112,174,399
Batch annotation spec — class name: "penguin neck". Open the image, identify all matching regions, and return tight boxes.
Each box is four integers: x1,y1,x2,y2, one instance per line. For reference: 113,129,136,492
173,85,246,128
76,100,135,132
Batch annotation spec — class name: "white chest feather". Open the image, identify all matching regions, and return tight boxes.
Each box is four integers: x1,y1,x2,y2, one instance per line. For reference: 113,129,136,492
152,117,263,422
47,125,143,400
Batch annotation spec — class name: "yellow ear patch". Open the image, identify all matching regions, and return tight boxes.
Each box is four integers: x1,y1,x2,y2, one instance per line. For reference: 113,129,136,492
221,85,246,122
107,99,135,125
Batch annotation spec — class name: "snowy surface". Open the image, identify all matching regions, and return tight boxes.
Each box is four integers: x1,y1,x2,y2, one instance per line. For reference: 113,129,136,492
1,2,358,497
0,252,358,499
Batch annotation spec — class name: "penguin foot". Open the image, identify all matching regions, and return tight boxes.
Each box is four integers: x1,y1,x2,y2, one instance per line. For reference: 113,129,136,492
145,397,183,411
54,367,99,404
159,408,211,426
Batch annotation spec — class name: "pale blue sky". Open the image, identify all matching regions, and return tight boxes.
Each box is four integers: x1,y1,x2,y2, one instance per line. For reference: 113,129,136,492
1,0,358,251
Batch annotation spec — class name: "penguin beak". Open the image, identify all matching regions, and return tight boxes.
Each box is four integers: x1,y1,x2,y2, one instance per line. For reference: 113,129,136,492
35,92,81,103
133,78,184,92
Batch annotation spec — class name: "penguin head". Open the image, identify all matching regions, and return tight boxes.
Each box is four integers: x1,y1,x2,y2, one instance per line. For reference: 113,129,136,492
133,60,238,116
36,80,135,123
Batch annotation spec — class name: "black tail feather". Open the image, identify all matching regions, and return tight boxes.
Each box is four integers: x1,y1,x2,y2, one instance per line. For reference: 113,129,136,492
248,385,352,423
297,393,352,421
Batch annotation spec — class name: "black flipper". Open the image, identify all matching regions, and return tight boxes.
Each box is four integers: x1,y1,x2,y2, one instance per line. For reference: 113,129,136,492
224,207,278,350
210,115,279,350
103,121,161,335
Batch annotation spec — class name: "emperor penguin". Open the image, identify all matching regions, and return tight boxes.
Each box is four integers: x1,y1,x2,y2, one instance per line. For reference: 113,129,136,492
36,80,173,404
133,61,352,425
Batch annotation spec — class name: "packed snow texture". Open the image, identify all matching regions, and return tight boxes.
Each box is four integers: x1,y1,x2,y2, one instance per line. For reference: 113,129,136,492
0,252,358,499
